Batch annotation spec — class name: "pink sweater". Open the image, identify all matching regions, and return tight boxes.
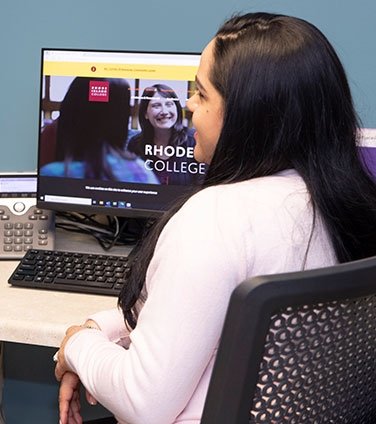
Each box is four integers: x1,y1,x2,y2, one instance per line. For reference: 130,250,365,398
65,170,337,424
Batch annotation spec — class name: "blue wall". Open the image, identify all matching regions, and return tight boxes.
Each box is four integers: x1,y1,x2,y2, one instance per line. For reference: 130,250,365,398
0,0,375,172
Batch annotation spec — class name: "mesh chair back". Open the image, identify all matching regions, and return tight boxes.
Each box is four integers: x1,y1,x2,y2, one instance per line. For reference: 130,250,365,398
201,256,376,424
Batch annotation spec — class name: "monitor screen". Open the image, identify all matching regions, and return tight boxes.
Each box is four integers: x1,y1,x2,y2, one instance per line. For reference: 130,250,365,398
37,48,204,218
359,128,376,179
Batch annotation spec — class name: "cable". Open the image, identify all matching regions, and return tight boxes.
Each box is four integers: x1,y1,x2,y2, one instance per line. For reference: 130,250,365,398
55,211,154,251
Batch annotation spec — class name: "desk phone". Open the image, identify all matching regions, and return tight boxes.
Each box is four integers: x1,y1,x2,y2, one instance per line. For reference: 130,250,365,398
0,173,55,259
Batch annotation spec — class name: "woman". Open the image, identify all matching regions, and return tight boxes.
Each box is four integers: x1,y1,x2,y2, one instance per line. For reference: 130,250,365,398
55,13,376,424
40,77,159,184
127,84,205,185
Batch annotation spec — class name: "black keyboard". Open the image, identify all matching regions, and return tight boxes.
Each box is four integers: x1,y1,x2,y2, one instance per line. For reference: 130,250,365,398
8,249,129,296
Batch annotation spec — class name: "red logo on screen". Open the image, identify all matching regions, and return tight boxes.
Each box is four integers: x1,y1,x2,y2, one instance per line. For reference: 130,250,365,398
89,81,109,102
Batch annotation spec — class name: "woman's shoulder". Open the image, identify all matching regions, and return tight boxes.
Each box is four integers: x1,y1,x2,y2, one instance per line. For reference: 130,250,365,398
184,127,196,147
186,169,306,208
127,131,142,153
167,169,309,237
40,162,64,176
40,161,85,177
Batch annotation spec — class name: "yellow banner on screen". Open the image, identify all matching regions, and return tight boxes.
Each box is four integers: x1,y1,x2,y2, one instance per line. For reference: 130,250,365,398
44,62,197,81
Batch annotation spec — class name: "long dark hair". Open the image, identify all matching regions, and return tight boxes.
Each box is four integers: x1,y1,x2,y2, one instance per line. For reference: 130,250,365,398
119,12,376,329
128,84,189,157
56,77,132,179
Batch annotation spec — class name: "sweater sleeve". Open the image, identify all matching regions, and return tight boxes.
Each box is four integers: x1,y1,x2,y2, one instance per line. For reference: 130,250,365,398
64,188,251,424
86,308,130,347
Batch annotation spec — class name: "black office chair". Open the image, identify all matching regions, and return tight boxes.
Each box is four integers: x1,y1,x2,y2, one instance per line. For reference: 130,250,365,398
201,256,376,424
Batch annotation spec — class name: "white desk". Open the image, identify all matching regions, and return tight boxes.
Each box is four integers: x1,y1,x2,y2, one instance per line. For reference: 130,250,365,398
0,227,132,422
0,261,117,347
0,229,130,348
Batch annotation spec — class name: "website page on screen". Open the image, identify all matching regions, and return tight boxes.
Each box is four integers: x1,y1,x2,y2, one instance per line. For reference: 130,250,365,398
37,49,203,216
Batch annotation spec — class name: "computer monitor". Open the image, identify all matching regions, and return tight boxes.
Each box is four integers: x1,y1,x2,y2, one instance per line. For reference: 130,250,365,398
37,48,203,218
359,128,376,179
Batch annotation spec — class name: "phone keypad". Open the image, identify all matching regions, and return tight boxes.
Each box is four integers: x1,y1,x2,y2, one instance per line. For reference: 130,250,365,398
0,205,55,259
